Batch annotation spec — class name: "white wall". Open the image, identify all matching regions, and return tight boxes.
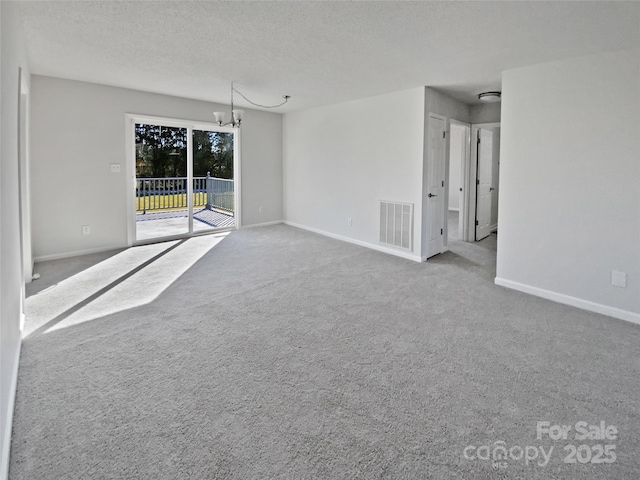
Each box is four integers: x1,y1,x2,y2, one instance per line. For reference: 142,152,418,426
30,76,283,260
470,102,501,124
448,124,465,211
284,88,426,260
0,3,30,478
497,48,640,321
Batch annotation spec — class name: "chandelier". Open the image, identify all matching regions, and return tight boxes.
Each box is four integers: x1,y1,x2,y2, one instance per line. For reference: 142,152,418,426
213,82,290,127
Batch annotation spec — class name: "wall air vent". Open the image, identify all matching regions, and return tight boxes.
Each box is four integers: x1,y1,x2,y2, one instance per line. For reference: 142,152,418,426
379,201,413,251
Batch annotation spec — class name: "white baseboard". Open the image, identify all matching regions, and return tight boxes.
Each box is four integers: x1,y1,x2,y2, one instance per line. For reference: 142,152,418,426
1,336,22,480
284,221,423,263
241,220,283,229
494,277,640,325
490,223,498,233
33,244,125,264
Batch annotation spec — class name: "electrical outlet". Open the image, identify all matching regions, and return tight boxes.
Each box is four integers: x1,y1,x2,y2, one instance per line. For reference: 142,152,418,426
611,270,627,288
110,163,121,173
82,225,91,235
348,218,353,226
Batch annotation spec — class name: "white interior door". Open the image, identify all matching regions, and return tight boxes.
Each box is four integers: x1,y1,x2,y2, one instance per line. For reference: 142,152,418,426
426,115,446,258
475,128,494,241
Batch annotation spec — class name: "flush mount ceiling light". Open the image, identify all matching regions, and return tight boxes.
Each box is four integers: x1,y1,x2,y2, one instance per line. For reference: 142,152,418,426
213,82,290,128
478,91,501,103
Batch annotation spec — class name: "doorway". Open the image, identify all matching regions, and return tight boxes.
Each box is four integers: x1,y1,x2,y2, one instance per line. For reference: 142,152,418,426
447,122,470,243
126,115,240,245
469,123,500,241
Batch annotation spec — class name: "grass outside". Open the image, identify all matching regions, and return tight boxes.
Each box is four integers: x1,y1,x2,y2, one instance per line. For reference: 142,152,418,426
136,193,234,213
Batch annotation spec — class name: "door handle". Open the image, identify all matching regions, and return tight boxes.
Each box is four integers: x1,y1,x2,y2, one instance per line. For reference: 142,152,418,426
490,187,495,191
428,193,437,198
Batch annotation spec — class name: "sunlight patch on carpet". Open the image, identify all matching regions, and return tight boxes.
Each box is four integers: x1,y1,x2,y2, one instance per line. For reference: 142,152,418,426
25,234,228,336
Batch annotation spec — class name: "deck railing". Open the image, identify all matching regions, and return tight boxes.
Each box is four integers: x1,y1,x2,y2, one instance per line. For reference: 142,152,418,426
136,175,234,214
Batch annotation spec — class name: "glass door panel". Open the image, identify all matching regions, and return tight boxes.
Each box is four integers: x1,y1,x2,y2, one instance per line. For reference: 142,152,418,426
135,123,188,241
192,129,235,232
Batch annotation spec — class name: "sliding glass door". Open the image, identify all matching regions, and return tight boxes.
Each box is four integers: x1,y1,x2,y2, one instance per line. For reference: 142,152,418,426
135,124,189,240
131,118,237,243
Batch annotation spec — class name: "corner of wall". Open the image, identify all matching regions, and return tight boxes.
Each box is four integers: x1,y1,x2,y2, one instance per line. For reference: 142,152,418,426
1,3,30,478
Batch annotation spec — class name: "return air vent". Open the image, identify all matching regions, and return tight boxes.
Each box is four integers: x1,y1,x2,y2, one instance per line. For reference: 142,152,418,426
379,201,413,251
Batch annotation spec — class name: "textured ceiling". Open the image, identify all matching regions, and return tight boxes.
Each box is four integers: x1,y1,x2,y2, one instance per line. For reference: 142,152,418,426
17,1,640,112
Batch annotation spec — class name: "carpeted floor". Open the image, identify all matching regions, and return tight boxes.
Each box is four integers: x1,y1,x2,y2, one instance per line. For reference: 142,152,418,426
9,219,640,479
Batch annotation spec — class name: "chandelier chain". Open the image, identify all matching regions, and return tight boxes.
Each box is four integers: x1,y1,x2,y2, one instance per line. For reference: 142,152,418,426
232,86,290,109
214,82,290,127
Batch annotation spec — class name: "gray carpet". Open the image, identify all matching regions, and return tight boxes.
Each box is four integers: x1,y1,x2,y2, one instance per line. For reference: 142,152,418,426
9,220,640,479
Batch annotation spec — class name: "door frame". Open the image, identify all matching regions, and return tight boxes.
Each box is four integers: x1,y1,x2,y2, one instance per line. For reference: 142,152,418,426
474,128,494,241
124,113,242,246
468,122,500,242
446,119,471,243
17,68,31,332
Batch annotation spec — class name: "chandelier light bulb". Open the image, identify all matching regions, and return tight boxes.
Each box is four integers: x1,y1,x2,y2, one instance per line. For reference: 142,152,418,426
213,111,226,124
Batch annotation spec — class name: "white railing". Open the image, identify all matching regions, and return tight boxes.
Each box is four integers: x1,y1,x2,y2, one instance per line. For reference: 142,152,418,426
136,175,234,214
206,176,234,213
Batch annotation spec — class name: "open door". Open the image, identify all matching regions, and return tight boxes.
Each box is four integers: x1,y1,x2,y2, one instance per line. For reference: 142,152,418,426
475,128,493,241
425,114,446,258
